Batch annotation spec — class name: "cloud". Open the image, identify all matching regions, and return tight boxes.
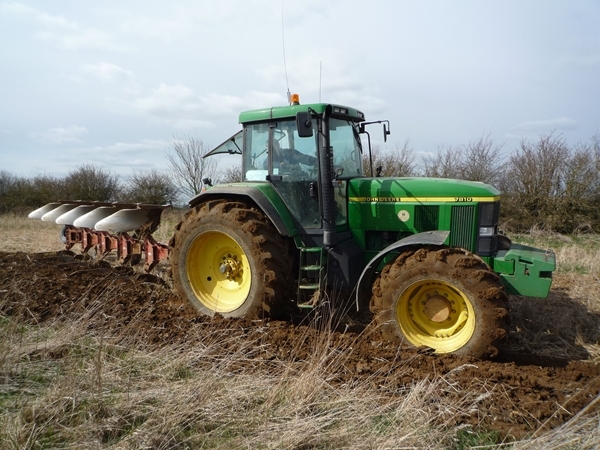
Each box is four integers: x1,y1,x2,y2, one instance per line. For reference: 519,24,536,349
30,126,88,145
71,139,171,175
35,29,130,52
256,57,386,114
513,117,578,133
93,139,168,156
130,84,285,129
82,62,134,82
1,1,130,52
120,15,192,41
0,1,77,29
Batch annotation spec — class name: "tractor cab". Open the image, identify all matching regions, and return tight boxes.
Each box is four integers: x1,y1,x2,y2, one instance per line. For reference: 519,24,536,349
241,112,365,231
207,96,369,234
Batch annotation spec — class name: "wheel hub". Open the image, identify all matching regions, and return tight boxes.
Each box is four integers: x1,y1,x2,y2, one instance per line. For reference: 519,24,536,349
423,294,452,322
220,254,242,279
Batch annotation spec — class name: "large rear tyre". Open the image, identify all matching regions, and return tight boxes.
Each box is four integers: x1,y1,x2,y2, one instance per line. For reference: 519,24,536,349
170,200,294,319
370,247,509,358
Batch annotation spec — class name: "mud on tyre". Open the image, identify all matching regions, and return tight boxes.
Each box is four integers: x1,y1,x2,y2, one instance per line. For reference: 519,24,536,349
370,247,509,358
170,200,294,319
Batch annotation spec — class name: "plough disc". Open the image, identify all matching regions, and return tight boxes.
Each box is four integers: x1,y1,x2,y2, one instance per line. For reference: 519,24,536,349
29,201,171,272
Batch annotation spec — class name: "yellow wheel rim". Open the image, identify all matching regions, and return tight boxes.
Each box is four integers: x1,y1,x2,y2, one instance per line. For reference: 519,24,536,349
185,231,251,313
396,279,475,353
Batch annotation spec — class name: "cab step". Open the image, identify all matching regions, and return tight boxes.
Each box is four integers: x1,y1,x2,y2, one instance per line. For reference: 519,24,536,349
297,247,326,308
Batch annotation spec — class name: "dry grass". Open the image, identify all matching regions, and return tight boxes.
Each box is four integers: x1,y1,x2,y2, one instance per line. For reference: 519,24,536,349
0,213,67,253
2,298,598,449
1,214,600,448
501,232,600,363
0,299,486,449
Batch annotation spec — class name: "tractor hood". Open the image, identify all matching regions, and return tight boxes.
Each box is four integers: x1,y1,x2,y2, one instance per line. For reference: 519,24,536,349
347,177,501,202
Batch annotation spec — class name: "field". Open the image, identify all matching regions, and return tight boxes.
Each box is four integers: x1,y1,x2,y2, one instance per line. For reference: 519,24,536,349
1,212,600,449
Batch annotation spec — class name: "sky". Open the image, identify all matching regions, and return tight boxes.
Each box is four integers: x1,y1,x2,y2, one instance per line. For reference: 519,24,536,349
1,0,599,181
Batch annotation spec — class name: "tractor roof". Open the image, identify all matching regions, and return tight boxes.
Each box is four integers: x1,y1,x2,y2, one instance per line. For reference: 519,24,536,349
239,102,366,124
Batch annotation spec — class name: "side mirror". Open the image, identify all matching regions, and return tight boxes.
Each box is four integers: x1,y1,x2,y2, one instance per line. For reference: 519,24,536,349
296,111,313,138
382,121,391,142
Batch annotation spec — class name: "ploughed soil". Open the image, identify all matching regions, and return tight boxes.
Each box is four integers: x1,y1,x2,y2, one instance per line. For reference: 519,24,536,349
1,250,599,439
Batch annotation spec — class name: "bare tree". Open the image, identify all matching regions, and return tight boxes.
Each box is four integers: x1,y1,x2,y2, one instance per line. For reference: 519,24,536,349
461,134,505,186
0,171,16,198
500,132,585,232
220,165,243,183
553,139,600,232
505,132,569,199
0,171,19,213
423,134,504,185
563,142,600,200
123,170,179,204
63,164,119,201
592,132,600,174
422,145,464,179
166,136,218,198
362,140,416,177
0,172,66,212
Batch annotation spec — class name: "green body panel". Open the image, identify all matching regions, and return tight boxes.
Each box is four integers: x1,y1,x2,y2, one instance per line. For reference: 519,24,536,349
239,102,365,124
492,244,555,297
347,177,500,258
348,177,501,200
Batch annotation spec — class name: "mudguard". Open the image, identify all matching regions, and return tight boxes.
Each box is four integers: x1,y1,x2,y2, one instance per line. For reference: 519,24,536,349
189,184,299,238
355,230,450,310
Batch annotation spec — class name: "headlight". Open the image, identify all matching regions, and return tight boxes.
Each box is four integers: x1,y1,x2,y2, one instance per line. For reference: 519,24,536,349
477,202,500,256
479,226,495,236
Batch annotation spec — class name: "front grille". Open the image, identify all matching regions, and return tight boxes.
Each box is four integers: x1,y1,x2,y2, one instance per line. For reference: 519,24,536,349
450,205,475,251
414,205,439,232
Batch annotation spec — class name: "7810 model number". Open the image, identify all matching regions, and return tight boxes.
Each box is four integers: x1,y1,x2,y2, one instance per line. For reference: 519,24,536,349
454,197,473,202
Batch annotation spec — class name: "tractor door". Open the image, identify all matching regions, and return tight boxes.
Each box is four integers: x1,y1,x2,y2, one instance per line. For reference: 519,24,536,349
243,119,320,229
270,119,320,229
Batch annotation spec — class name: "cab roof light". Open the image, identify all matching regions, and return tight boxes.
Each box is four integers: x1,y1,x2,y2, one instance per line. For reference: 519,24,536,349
290,93,300,105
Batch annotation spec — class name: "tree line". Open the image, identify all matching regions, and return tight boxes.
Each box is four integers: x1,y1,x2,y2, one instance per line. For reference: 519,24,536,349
2,133,599,234
0,136,220,213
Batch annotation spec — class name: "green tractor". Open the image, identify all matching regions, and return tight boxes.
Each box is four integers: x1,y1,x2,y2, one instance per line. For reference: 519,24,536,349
29,95,555,358
168,95,556,358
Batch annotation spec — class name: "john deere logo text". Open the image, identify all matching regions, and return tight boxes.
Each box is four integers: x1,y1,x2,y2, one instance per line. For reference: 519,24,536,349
363,197,401,202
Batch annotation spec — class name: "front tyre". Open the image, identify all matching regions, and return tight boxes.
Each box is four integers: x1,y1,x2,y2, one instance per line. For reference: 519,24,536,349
170,200,293,319
370,247,509,358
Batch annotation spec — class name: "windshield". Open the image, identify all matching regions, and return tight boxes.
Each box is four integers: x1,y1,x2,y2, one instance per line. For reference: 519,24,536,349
329,118,363,178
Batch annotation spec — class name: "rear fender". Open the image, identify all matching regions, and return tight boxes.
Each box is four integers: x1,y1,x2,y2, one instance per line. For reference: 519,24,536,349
354,230,450,310
189,185,299,238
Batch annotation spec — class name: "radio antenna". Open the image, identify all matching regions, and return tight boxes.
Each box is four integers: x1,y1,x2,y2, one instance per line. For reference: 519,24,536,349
281,0,291,103
319,61,322,102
